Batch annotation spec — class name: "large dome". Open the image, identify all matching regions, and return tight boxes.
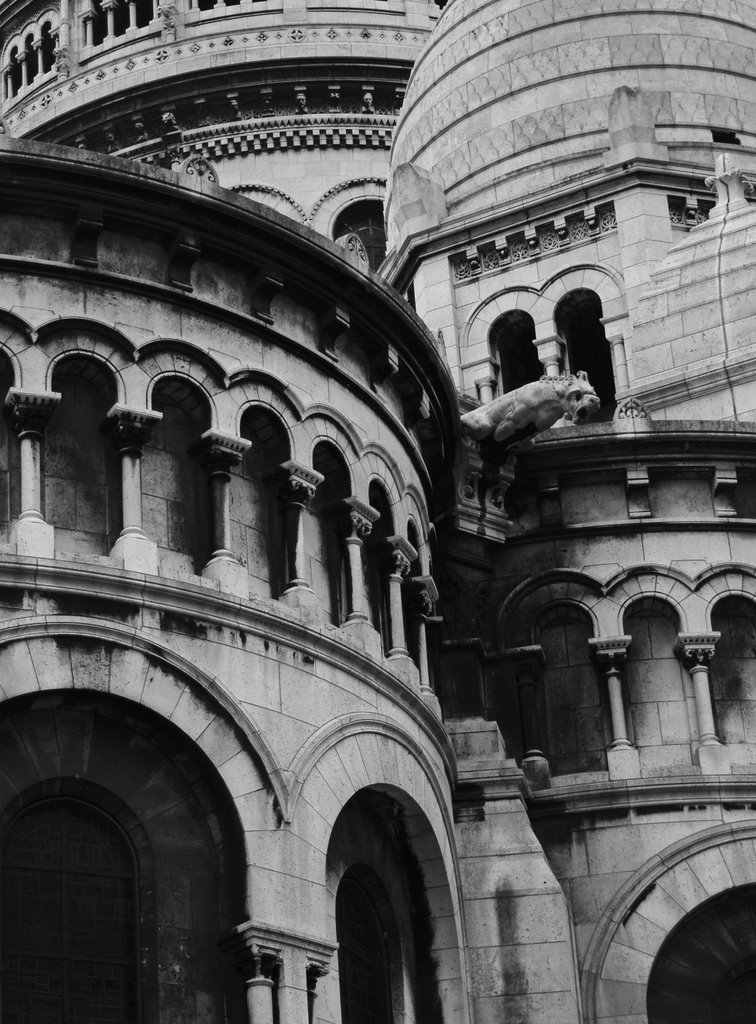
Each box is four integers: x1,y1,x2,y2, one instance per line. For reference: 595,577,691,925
390,0,756,220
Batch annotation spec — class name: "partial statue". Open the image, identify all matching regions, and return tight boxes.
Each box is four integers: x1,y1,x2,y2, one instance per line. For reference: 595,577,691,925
461,372,600,444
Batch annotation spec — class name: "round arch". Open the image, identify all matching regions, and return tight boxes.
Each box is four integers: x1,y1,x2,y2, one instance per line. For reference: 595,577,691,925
582,824,756,1024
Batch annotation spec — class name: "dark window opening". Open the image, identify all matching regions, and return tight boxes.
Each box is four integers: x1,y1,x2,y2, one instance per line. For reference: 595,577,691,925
555,288,615,415
336,875,393,1024
39,23,55,74
712,128,741,146
1,798,139,1024
490,310,543,394
333,200,387,273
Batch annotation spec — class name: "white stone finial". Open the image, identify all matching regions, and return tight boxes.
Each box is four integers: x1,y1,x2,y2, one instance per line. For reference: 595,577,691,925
705,152,754,212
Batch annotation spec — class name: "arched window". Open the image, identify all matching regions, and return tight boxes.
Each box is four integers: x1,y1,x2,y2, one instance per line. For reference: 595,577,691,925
311,441,351,624
39,22,55,74
235,406,290,598
145,376,211,574
333,201,387,273
1,798,139,1024
366,481,394,652
0,352,16,543
490,310,543,394
710,596,756,745
23,34,38,83
534,603,607,775
336,872,394,1024
623,598,687,758
555,288,615,412
48,355,121,557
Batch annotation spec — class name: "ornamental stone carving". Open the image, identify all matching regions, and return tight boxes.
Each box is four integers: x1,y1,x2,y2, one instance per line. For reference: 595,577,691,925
460,372,600,446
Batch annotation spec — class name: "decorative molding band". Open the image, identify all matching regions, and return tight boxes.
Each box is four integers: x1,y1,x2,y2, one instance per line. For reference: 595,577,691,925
450,202,617,284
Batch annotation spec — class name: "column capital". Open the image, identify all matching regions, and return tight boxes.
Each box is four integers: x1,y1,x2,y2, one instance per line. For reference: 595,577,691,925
104,404,162,452
403,574,439,617
190,429,251,472
498,644,545,674
377,534,417,577
4,388,61,437
674,632,720,668
306,956,330,980
589,635,632,668
276,459,324,504
328,496,379,537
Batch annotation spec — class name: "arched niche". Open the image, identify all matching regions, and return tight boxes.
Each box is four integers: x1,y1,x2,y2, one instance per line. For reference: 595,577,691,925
648,884,756,1024
48,354,121,558
235,405,291,599
0,688,247,1024
326,789,445,1024
534,602,607,776
710,596,756,746
489,309,543,394
0,350,16,543
144,376,211,575
366,481,394,653
310,440,351,625
623,598,688,762
555,288,615,412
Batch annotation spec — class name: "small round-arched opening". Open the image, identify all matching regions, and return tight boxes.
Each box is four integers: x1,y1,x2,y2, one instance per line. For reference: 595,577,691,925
23,34,38,82
710,596,756,745
48,355,121,557
39,22,55,74
555,288,615,413
311,441,351,624
333,200,387,273
146,376,212,574
237,406,291,598
8,47,22,97
490,310,543,394
623,597,685,752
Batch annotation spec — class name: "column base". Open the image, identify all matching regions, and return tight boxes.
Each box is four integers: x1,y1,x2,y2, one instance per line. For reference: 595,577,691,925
696,742,731,775
14,516,54,559
607,744,640,780
202,556,249,599
340,617,383,659
279,585,328,626
420,685,442,718
111,531,159,574
521,754,551,790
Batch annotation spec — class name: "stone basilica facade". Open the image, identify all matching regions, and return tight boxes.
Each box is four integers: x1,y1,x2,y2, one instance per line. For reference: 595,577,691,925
0,0,756,1023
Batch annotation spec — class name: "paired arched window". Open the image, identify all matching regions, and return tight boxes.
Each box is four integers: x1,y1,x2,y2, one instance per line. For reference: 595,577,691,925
333,201,387,273
4,21,57,98
489,310,543,394
555,288,615,412
1,798,139,1024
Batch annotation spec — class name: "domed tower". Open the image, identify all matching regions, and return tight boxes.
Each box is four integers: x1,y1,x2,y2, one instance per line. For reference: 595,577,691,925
0,0,442,258
384,3,756,1023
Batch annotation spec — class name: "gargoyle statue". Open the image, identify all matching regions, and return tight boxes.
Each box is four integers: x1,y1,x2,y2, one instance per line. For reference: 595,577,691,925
461,372,601,445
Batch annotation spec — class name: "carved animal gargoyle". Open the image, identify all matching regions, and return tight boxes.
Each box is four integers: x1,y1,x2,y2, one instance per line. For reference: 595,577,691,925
461,372,600,446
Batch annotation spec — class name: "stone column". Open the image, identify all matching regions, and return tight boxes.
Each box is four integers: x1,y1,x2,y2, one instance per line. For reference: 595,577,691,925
230,944,282,1024
605,331,630,392
277,459,324,594
5,389,61,558
104,405,162,573
404,575,440,706
381,535,416,659
534,334,563,377
127,0,137,27
306,958,329,1024
676,632,729,774
101,0,118,38
19,52,28,89
191,429,251,598
507,646,550,788
82,14,94,46
589,636,640,780
336,497,378,625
